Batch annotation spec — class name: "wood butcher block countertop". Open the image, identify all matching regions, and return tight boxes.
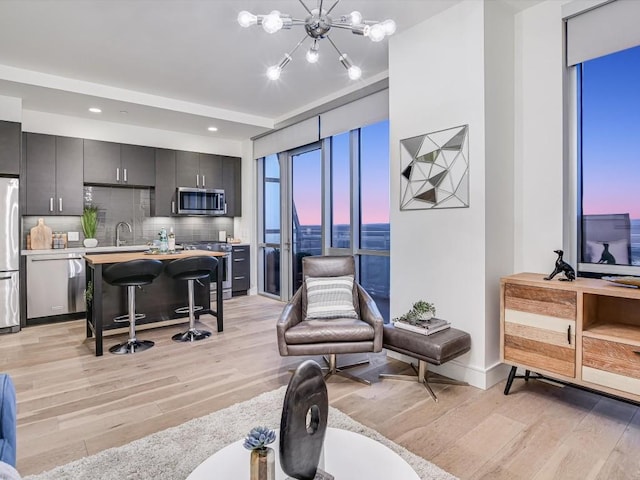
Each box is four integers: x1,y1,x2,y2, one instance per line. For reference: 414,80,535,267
84,250,226,265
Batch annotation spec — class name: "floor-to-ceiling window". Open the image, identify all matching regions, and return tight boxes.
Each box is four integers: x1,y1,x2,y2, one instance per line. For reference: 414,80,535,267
257,120,390,321
259,154,281,297
357,121,390,320
577,45,640,275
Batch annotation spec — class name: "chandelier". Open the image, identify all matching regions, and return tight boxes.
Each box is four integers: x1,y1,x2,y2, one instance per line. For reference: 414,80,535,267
237,0,396,81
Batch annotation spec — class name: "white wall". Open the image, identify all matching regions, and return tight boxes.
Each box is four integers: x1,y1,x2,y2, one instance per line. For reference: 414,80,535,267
513,0,568,273
0,94,21,122
389,0,519,388
234,139,258,295
389,0,489,387
483,1,515,371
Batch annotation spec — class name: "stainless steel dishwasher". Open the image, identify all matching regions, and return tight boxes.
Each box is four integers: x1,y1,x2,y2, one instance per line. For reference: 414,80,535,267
26,253,86,319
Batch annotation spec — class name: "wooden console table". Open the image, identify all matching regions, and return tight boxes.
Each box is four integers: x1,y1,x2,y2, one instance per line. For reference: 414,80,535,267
501,272,640,403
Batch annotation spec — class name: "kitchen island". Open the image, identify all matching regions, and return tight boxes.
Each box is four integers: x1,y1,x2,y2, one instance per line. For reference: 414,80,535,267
84,250,226,356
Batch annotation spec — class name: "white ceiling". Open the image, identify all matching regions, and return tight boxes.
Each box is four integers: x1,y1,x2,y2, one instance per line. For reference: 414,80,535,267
0,0,537,140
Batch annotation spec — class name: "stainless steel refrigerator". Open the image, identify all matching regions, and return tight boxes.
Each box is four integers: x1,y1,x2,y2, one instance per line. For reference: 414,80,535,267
0,177,19,332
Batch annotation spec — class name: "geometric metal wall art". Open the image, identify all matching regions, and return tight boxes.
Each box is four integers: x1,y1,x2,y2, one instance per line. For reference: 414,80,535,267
400,124,469,210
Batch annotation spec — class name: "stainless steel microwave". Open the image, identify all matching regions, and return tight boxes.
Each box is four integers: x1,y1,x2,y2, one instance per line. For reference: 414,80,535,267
176,187,226,215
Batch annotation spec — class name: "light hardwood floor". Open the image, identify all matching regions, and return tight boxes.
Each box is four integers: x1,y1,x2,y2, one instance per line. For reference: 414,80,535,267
2,295,639,479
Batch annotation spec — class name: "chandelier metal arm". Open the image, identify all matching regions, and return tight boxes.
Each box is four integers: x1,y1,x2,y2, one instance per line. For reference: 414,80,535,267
325,0,340,15
325,35,343,57
298,0,312,15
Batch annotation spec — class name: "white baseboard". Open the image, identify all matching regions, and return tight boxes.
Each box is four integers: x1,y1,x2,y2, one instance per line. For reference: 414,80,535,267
385,350,511,390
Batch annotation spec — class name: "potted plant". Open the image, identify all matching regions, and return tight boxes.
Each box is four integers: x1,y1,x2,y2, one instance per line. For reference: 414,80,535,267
243,426,276,480
393,300,437,325
81,205,99,248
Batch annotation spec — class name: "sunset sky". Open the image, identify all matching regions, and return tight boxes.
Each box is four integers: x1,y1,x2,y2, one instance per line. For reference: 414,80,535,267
581,45,640,219
292,120,390,226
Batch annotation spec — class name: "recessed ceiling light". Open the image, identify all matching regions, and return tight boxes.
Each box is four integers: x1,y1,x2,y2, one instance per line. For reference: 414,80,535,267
207,126,218,132
120,110,128,115
88,107,102,113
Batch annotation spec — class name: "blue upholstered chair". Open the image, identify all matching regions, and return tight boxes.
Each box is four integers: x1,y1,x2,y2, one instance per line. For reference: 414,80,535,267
0,374,17,468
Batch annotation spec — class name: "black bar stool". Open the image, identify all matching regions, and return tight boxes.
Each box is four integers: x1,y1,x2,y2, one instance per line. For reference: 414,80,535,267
102,259,164,354
165,256,218,342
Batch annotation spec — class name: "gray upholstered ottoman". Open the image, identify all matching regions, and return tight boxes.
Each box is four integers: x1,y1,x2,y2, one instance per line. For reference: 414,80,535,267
380,323,471,401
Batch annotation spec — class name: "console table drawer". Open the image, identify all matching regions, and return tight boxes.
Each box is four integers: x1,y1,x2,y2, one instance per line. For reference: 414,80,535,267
583,336,640,381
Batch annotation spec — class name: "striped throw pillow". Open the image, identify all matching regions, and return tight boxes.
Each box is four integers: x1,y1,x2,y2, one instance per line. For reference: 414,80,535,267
305,275,358,320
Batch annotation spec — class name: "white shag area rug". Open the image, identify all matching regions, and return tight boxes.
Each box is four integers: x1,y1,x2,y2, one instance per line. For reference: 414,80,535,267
25,386,457,480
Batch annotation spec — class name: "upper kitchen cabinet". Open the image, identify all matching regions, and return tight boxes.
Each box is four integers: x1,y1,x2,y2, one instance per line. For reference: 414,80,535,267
175,151,221,189
222,156,242,217
154,148,177,216
25,133,83,215
176,150,199,188
84,139,154,186
121,144,155,186
199,154,222,189
0,121,20,175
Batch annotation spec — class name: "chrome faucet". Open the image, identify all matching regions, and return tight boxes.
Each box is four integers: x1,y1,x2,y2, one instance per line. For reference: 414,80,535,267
116,221,132,247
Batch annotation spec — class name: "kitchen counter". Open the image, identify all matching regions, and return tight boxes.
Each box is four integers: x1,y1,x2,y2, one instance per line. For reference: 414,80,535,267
22,245,151,256
85,250,226,356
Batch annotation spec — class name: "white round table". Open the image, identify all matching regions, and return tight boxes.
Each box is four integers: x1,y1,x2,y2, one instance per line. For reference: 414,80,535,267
187,427,420,479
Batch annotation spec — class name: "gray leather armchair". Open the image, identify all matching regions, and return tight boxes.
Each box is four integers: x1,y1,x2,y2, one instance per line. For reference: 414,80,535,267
276,256,384,385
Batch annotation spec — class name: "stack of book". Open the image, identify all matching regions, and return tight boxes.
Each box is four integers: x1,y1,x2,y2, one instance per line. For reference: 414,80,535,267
393,317,451,336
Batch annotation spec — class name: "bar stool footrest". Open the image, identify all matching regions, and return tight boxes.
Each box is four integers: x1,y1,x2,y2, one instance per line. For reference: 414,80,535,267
113,313,145,324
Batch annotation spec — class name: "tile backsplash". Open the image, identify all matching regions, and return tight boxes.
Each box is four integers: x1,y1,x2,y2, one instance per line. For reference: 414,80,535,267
23,186,234,249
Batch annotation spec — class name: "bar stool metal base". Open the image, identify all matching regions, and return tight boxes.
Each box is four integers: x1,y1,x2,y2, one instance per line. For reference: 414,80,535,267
379,360,469,402
109,339,155,355
172,328,212,342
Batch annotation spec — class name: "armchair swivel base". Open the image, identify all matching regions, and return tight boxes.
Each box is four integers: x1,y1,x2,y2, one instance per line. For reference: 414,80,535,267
322,354,371,386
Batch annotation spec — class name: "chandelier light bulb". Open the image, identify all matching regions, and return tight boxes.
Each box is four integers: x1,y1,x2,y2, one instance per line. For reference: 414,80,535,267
381,19,397,36
237,10,257,28
368,23,386,42
266,65,281,80
306,47,319,64
262,10,284,34
348,65,362,80
350,11,363,25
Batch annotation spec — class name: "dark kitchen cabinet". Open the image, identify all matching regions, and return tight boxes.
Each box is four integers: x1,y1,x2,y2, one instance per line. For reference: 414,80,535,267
154,148,177,216
55,137,84,215
176,151,200,188
175,151,222,189
84,139,154,186
83,139,120,185
25,133,83,215
232,245,250,295
0,121,20,175
199,154,222,189
121,144,155,186
222,156,241,217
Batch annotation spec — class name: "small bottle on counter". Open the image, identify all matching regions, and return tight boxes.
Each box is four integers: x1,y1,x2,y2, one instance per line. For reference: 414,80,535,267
159,227,168,253
168,227,176,252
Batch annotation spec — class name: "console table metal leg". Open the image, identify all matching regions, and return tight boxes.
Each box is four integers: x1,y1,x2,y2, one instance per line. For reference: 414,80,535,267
504,365,518,395
524,370,531,382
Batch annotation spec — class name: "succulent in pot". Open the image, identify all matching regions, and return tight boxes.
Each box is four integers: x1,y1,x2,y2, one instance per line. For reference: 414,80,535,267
244,426,276,480
243,426,276,451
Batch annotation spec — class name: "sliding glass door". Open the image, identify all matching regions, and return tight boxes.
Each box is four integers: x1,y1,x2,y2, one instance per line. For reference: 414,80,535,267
257,121,390,320
290,145,323,293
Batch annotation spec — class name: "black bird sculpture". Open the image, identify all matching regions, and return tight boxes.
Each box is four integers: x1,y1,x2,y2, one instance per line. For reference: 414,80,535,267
544,249,576,281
